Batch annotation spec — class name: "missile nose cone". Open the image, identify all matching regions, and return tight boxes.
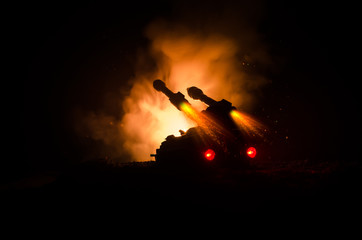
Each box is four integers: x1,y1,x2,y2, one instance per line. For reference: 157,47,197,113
187,86,204,100
153,79,166,91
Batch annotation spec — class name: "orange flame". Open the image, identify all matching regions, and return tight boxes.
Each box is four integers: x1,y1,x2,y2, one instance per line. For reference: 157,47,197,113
230,109,266,137
179,102,224,145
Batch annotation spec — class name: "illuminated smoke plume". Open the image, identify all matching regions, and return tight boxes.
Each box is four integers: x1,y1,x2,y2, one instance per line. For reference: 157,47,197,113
120,20,268,162
74,1,270,162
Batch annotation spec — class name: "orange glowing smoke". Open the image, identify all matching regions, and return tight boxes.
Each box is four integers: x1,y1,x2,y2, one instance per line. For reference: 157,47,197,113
121,81,194,160
120,23,267,161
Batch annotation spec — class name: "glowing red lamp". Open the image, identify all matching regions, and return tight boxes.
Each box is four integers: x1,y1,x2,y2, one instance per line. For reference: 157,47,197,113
246,147,257,158
204,149,216,161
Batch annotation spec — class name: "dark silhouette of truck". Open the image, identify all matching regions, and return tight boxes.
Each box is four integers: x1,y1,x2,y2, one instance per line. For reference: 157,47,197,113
152,79,259,168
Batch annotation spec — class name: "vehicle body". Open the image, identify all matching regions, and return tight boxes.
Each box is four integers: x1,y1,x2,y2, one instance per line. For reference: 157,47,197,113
152,80,260,168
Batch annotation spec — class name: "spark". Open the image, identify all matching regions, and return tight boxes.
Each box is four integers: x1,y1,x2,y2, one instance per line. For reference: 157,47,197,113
230,109,266,137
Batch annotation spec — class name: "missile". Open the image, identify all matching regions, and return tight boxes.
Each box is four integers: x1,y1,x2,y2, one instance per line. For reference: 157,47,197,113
153,79,189,111
187,86,218,106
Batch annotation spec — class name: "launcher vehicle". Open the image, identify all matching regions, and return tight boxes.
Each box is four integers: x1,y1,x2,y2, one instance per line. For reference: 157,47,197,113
151,79,260,168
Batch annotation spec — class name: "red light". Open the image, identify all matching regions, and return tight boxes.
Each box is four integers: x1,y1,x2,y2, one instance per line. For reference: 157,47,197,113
246,147,257,158
204,149,215,161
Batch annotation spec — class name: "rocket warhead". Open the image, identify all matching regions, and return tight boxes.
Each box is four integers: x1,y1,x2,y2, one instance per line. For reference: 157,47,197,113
153,79,189,110
187,86,217,106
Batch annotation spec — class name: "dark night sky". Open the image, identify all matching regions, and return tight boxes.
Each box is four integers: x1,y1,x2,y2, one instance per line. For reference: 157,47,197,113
21,1,360,177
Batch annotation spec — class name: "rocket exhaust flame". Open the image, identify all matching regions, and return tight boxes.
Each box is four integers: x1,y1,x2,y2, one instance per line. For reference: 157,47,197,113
230,109,266,138
179,102,201,123
179,102,223,143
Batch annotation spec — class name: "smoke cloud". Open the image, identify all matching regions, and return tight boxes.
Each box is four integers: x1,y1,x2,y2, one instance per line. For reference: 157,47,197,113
76,1,270,162
120,19,268,161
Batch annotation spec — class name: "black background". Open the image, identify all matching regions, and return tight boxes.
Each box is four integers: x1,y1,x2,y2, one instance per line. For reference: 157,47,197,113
15,0,361,216
22,1,359,172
